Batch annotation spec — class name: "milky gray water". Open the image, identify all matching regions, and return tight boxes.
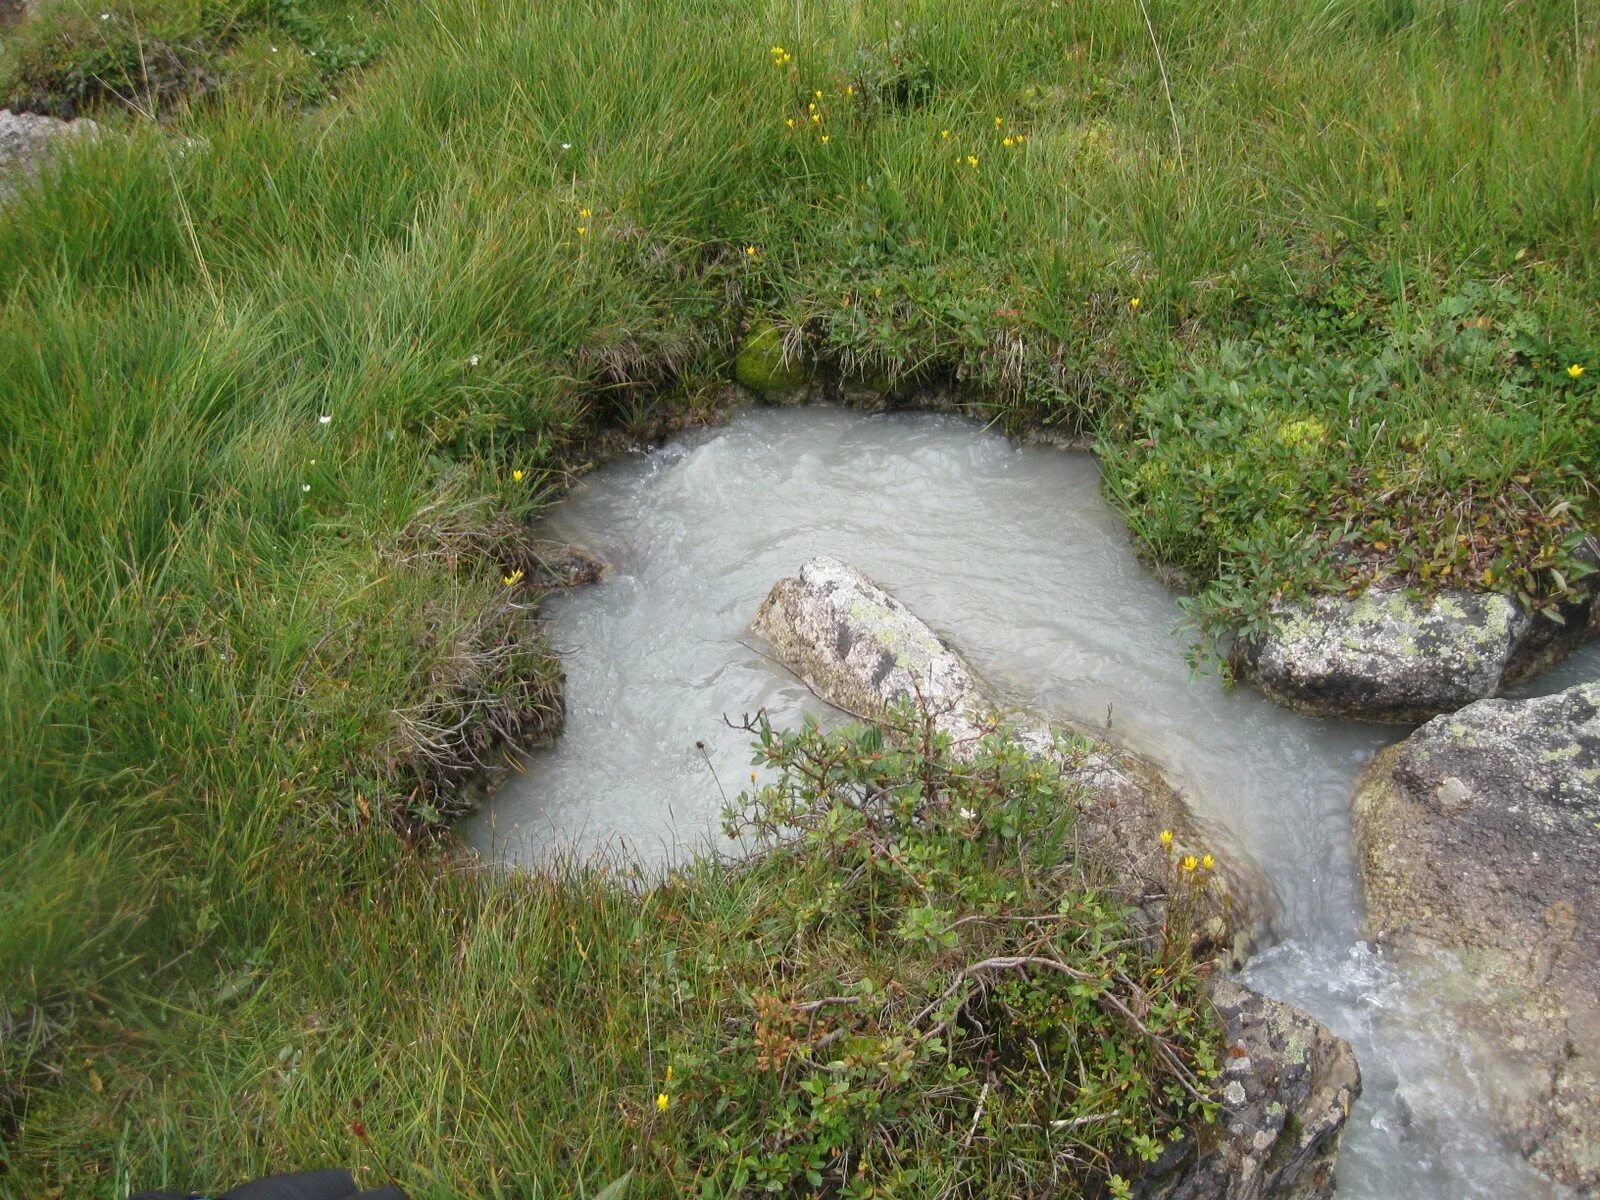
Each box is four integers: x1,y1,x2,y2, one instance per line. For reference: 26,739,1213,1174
467,406,1599,1199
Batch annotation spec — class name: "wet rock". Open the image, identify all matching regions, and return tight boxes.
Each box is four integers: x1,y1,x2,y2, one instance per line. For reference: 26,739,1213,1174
752,555,1270,967
1354,680,1600,1190
1135,981,1361,1200
1234,584,1597,724
525,542,608,589
0,109,97,200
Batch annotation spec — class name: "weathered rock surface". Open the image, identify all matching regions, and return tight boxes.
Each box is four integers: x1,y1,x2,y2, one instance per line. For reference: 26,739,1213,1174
1234,584,1598,723
0,108,97,200
1136,981,1361,1200
1354,680,1600,1190
526,541,608,589
753,555,1270,965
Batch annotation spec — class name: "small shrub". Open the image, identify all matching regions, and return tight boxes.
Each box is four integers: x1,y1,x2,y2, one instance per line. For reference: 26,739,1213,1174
647,701,1222,1197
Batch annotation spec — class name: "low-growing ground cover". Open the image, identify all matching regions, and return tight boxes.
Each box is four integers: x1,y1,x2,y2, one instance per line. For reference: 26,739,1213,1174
1,0,1595,1194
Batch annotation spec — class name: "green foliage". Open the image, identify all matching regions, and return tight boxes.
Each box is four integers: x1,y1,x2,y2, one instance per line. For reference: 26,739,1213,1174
649,702,1222,1197
1,0,1597,1189
0,0,379,115
1099,267,1598,662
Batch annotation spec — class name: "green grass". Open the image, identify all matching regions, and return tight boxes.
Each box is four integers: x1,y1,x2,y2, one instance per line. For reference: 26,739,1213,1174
1,0,1596,1193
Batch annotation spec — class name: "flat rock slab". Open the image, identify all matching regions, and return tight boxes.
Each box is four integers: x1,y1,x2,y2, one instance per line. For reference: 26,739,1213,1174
753,555,1269,964
1136,980,1360,1200
1354,680,1600,1190
1235,585,1597,724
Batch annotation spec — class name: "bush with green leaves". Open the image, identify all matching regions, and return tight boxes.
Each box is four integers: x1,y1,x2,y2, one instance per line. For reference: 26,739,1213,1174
1099,270,1598,667
647,702,1222,1198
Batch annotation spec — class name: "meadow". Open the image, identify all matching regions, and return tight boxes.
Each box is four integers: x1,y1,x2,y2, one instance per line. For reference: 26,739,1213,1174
1,0,1595,1194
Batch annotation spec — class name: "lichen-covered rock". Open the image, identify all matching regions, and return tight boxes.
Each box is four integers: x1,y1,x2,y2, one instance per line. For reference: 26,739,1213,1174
1354,680,1600,1190
753,555,1270,966
733,321,810,402
0,108,97,200
1135,981,1361,1200
1233,585,1597,723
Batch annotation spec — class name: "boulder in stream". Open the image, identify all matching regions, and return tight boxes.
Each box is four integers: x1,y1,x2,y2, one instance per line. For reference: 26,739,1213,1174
753,555,1268,966
1354,679,1600,1190
753,556,1360,1200
1234,584,1598,724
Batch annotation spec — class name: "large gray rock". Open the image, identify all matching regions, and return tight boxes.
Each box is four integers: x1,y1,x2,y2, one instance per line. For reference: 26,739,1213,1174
0,109,98,201
753,556,1269,966
1234,585,1597,724
1136,981,1360,1200
1354,680,1600,1190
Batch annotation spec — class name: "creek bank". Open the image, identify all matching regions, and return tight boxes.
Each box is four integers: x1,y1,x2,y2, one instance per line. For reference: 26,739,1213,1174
1354,680,1600,1190
1234,581,1599,724
752,555,1359,1199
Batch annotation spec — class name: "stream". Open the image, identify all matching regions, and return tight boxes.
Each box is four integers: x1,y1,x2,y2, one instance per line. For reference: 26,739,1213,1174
466,406,1598,1199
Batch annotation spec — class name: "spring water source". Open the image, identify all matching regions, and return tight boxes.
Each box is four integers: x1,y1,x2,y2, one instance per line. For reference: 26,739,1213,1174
467,406,1599,1199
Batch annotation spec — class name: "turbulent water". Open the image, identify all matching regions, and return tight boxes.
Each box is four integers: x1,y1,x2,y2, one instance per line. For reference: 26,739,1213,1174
467,406,1599,1199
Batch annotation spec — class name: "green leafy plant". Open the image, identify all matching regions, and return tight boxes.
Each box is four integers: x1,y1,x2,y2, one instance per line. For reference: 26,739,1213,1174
644,701,1222,1197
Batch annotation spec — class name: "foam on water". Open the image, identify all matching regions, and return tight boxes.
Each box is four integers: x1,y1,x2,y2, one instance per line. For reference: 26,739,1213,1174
467,406,1597,1198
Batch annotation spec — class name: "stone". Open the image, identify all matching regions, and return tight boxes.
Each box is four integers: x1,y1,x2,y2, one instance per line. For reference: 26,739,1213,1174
752,555,1270,967
526,542,607,589
1233,584,1598,723
1135,981,1361,1200
0,108,98,201
1353,680,1600,1190
733,321,810,402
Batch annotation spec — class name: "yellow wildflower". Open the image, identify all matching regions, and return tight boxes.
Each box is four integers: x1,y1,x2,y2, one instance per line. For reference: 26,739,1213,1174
1129,297,1141,311
786,118,797,128
512,469,524,482
820,134,830,144
811,113,822,124
656,1093,670,1112
966,154,979,167
814,90,823,99
1159,829,1173,847
745,245,760,257
579,208,591,218
995,116,1004,127
577,225,587,236
844,86,854,96
1181,855,1198,872
1569,363,1586,379
1002,136,1014,148
665,1065,675,1082
502,569,525,587
940,129,951,139
1201,854,1214,870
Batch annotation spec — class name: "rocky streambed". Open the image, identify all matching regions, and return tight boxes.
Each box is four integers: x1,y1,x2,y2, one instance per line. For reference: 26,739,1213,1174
470,406,1600,1197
